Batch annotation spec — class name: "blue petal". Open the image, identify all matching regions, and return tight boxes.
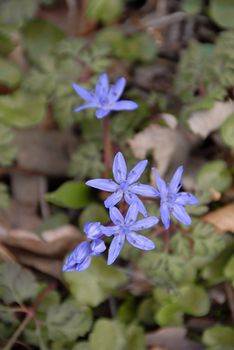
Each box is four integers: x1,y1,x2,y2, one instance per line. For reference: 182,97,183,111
169,166,183,193
160,202,170,229
76,255,92,272
109,207,124,225
86,179,118,192
130,216,158,231
108,77,126,102
104,190,123,208
101,225,119,237
74,102,97,112
127,232,155,250
72,83,94,101
125,193,148,217
113,152,127,183
125,202,139,225
107,234,125,265
96,108,110,119
96,73,109,98
75,241,91,263
63,252,76,272
127,160,148,184
111,100,138,111
129,183,159,197
175,192,199,206
172,204,192,225
84,222,102,239
91,239,106,255
153,168,168,197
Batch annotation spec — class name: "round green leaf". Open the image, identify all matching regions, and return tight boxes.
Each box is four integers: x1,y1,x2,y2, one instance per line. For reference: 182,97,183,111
202,325,234,348
197,160,232,193
210,0,234,29
0,57,21,87
221,113,234,148
224,255,234,285
86,0,124,23
23,19,65,62
46,181,92,209
178,284,210,316
155,303,184,327
0,92,46,128
89,319,126,350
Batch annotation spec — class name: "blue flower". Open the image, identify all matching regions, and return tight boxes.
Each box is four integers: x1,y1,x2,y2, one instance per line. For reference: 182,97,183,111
153,166,199,229
73,73,138,118
86,152,157,217
63,222,106,272
102,203,158,265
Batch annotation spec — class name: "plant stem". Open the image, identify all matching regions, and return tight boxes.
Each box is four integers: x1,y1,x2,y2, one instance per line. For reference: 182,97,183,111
4,283,56,350
103,117,112,178
164,229,170,253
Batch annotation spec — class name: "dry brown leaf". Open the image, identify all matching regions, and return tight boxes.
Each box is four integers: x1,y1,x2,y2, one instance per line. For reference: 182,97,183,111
0,225,82,257
146,327,204,350
0,243,16,262
203,203,234,233
128,123,197,176
188,101,234,138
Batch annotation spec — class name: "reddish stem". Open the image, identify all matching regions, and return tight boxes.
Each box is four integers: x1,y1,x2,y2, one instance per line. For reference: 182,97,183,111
103,117,112,178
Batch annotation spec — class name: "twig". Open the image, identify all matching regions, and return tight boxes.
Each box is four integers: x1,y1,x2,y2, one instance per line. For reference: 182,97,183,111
4,283,56,350
142,11,187,29
103,118,113,178
225,282,234,325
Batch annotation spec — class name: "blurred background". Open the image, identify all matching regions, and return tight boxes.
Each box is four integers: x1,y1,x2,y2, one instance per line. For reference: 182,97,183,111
0,0,234,349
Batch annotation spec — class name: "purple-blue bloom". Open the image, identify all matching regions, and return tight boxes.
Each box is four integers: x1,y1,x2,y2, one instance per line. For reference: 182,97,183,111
63,222,106,272
73,73,138,118
86,152,157,217
101,203,158,265
153,166,199,229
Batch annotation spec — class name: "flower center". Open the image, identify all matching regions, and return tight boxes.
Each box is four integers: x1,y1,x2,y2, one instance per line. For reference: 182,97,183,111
122,226,130,235
120,181,128,192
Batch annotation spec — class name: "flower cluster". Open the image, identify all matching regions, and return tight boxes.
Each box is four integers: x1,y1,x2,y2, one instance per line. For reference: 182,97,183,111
63,74,199,272
63,151,198,272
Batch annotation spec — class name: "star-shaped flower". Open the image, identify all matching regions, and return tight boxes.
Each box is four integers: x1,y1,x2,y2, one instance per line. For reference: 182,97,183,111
73,73,138,118
101,203,158,265
62,222,106,272
86,152,157,217
153,166,199,229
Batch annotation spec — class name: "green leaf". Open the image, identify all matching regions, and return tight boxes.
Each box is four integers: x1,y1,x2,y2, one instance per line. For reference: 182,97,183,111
178,284,210,316
46,181,92,209
0,183,10,209
155,303,184,327
0,32,15,55
86,0,124,23
23,19,65,63
64,257,127,307
221,113,234,148
0,124,17,166
202,325,234,349
224,255,234,286
72,342,90,350
0,0,38,26
0,57,22,87
79,204,109,228
46,300,92,342
125,324,146,350
0,92,46,128
197,160,232,193
210,0,234,29
89,319,126,350
182,0,203,15
0,262,39,304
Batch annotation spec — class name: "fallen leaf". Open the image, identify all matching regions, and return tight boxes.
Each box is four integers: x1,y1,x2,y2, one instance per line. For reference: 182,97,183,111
146,327,205,350
0,243,16,262
203,204,234,233
188,101,234,138
0,225,82,257
128,123,198,176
